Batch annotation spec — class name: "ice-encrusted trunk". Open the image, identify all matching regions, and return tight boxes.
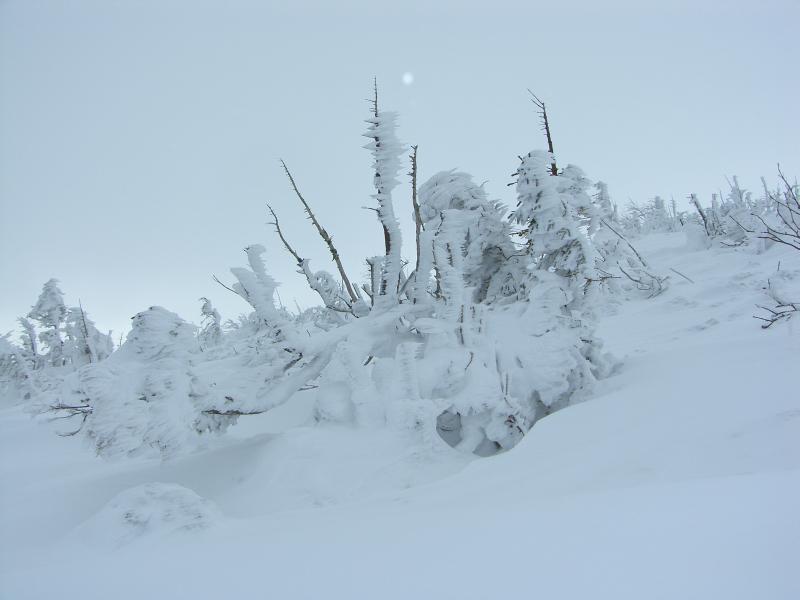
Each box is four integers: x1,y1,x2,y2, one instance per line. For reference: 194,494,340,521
363,90,405,307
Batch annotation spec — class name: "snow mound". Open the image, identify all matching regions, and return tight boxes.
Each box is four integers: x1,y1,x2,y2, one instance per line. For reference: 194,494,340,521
73,482,220,548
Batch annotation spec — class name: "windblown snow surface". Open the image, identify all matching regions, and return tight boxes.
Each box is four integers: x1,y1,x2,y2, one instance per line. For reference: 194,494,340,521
1,232,798,599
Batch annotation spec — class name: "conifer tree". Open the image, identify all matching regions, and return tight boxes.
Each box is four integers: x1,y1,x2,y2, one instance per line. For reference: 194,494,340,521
198,297,222,349
27,279,67,367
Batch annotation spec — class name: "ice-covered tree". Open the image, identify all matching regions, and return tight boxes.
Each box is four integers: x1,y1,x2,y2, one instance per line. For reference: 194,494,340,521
50,307,235,458
594,181,617,224
363,84,405,305
649,196,672,232
229,245,289,334
198,297,222,349
40,87,618,462
511,151,597,289
417,170,520,305
0,335,33,403
417,153,613,455
63,305,114,367
17,317,39,370
622,196,678,235
27,279,67,367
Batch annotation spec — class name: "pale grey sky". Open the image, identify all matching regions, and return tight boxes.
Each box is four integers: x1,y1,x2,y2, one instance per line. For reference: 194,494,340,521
2,0,798,339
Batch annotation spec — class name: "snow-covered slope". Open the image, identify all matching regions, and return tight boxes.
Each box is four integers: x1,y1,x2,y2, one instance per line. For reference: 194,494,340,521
1,232,798,599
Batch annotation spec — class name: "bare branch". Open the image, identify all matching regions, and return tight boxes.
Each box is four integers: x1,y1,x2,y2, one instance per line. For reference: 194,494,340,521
600,219,649,267
267,204,303,264
202,408,268,416
669,268,694,284
527,89,557,175
212,275,240,296
754,278,799,329
280,159,358,302
618,263,668,298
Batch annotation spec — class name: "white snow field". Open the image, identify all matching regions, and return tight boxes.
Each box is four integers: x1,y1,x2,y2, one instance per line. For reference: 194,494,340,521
2,232,799,599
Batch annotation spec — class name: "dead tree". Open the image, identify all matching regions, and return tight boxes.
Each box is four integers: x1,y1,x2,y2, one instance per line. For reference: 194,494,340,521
267,205,354,315
372,80,392,259
279,160,358,303
365,78,404,300
409,145,424,301
528,90,558,176
689,193,712,236
77,301,94,363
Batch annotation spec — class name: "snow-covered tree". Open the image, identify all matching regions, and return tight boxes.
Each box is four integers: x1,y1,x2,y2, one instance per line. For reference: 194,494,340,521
17,317,39,370
63,305,114,367
650,196,672,232
621,196,677,235
51,306,235,458
511,151,597,288
416,170,520,305
198,297,222,349
27,279,67,367
40,89,618,462
0,335,33,403
363,87,405,305
230,245,290,336
415,152,613,455
594,181,617,224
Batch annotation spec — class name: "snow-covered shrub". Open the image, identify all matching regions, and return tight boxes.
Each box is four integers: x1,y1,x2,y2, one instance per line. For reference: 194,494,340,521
74,483,220,548
752,173,800,327
683,174,798,252
51,307,235,459
753,172,800,252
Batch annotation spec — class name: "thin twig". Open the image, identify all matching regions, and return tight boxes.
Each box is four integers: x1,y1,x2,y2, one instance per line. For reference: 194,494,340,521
267,204,302,264
669,268,694,283
601,219,649,267
212,275,239,296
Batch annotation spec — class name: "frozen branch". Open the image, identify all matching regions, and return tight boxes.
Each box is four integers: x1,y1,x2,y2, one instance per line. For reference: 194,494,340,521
528,90,557,176
280,160,358,302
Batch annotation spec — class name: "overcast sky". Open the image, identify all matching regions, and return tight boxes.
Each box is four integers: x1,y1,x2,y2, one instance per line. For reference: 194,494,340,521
1,0,798,340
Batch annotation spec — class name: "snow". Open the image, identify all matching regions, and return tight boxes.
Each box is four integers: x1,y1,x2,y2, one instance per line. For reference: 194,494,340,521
1,231,798,599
